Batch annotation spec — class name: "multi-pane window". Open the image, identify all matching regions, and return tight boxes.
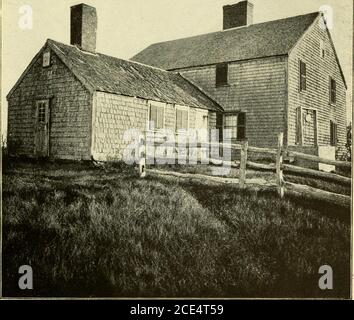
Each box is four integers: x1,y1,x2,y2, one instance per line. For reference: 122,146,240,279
299,60,307,91
224,114,237,139
224,112,246,140
330,120,337,146
37,102,47,123
330,77,336,104
176,107,188,131
216,63,228,87
149,103,164,129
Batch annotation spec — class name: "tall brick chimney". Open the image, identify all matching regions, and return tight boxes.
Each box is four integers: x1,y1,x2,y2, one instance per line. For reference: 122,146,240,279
70,3,97,52
223,1,253,30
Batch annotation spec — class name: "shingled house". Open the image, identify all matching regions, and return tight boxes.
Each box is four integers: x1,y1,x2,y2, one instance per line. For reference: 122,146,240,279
133,1,347,161
6,4,222,161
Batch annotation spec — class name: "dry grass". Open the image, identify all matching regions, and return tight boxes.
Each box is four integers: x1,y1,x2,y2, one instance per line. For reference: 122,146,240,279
2,159,351,298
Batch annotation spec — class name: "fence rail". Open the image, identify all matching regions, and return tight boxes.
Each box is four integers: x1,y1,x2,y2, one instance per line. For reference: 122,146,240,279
140,130,351,208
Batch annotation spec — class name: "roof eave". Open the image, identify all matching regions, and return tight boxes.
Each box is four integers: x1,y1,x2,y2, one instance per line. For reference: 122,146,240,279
47,39,96,93
287,12,347,90
167,54,289,72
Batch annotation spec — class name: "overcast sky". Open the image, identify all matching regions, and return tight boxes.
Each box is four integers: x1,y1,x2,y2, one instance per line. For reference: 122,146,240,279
1,0,353,133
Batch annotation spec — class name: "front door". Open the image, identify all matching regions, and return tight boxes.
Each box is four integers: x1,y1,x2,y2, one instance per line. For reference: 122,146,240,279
35,100,50,157
302,108,317,146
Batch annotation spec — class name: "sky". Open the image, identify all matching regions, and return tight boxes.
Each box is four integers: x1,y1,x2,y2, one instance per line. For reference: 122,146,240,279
1,0,353,134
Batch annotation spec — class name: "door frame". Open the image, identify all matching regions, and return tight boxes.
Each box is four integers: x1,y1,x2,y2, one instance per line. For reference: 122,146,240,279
34,99,50,157
299,106,318,147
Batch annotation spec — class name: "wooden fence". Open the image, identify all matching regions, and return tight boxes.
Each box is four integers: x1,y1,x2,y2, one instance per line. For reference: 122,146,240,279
139,131,351,208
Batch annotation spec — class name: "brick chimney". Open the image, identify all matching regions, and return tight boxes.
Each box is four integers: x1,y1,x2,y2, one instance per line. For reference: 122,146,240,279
223,1,253,30
70,3,97,52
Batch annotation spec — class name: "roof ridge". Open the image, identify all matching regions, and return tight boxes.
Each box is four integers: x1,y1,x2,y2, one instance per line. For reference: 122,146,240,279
143,11,320,47
45,39,221,111
47,38,170,73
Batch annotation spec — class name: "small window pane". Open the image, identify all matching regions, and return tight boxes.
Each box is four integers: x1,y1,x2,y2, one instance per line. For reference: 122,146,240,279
37,102,47,123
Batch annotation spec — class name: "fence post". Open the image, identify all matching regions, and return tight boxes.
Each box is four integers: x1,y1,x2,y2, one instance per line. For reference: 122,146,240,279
139,131,146,178
240,140,248,188
276,132,284,198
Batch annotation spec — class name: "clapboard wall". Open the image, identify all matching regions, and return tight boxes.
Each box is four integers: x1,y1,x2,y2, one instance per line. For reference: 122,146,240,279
7,47,92,160
288,15,347,158
91,92,218,161
179,56,287,148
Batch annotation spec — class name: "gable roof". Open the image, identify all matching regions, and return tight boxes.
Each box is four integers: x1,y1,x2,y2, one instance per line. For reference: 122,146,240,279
131,12,320,70
8,39,223,112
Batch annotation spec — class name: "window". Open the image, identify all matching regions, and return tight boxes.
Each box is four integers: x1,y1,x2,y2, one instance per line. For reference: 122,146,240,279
225,114,237,139
176,107,189,131
224,112,246,140
330,77,336,104
149,103,164,130
37,102,47,123
216,63,228,87
299,60,307,91
330,120,337,146
43,51,51,67
320,40,325,59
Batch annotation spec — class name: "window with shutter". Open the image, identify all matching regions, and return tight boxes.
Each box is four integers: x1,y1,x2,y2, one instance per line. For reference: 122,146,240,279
224,114,237,139
216,63,228,87
224,112,246,140
149,103,164,130
176,107,189,131
299,60,307,91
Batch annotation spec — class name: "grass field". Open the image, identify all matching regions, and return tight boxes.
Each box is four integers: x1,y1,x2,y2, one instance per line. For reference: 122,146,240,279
2,159,351,298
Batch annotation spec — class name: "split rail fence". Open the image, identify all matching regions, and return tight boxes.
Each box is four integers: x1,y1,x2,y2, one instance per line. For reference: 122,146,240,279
138,130,351,208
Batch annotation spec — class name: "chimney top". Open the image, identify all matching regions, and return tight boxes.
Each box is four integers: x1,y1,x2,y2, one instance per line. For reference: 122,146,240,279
70,3,97,52
223,1,253,30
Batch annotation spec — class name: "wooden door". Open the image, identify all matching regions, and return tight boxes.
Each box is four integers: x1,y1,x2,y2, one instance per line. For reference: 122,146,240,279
35,100,50,157
302,109,317,146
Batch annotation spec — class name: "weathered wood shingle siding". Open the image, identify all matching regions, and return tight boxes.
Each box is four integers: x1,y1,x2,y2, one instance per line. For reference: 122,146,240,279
91,92,217,161
179,56,287,147
7,47,92,160
288,17,347,157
